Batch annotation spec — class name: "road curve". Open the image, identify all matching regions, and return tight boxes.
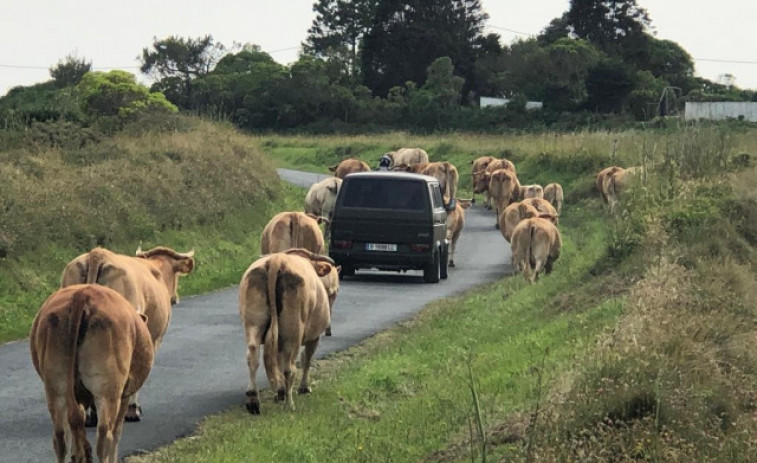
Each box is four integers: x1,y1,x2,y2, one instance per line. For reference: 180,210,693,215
0,169,511,462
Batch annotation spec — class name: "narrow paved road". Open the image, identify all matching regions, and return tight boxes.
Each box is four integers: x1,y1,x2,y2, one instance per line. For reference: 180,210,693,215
0,169,511,462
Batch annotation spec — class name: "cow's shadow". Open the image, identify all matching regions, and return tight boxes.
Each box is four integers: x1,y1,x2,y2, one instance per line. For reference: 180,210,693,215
343,270,426,285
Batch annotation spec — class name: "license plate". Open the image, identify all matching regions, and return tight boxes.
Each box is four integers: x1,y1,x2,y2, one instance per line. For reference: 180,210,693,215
366,243,397,252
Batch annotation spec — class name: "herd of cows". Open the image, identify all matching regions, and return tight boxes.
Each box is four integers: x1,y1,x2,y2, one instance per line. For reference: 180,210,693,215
26,148,638,462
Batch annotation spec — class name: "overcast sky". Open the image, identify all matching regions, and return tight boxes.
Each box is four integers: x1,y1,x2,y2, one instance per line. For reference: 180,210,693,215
2,0,756,96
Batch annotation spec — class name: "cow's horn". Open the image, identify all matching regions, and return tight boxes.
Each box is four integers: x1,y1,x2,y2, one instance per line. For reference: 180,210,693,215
135,245,144,256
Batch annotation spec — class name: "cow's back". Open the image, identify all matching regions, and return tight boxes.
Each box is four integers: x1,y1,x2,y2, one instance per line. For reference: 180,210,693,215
261,212,325,255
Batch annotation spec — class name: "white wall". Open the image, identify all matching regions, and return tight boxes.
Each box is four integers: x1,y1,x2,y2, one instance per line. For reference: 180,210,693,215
685,102,757,122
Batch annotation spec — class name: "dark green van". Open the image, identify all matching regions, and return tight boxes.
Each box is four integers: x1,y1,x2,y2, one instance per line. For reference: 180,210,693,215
328,172,448,283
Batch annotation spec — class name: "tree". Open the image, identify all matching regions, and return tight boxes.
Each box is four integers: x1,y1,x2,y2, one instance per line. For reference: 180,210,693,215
77,71,177,119
139,35,226,108
567,0,651,59
644,38,695,92
49,54,92,88
584,58,637,113
360,0,489,100
304,0,379,78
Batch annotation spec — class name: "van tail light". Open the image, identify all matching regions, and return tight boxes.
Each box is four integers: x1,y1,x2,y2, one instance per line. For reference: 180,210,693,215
409,244,430,252
333,240,353,249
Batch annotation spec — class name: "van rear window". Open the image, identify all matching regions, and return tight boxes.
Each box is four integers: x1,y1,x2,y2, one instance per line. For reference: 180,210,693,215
343,178,427,210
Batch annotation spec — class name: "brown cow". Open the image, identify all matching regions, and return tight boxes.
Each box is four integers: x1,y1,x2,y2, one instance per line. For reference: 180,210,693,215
385,148,429,168
488,168,521,227
543,182,564,214
328,158,371,179
260,211,325,255
499,201,539,243
510,217,562,284
471,156,495,205
239,251,339,414
30,284,153,463
605,166,645,212
519,184,544,200
304,177,342,239
475,158,517,209
282,248,341,336
445,198,473,267
60,246,194,422
421,161,459,209
596,166,623,204
520,198,559,224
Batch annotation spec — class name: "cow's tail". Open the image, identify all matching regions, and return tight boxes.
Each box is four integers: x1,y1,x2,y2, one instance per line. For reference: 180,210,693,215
86,248,106,284
290,213,301,250
523,221,535,283
67,288,90,427
263,256,283,387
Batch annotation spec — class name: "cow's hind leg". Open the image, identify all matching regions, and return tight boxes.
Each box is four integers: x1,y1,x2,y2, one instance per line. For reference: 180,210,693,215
67,402,92,463
298,338,321,395
47,394,70,463
94,394,120,463
245,325,264,414
280,342,299,411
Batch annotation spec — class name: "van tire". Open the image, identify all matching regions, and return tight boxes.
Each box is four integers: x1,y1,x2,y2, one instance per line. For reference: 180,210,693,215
423,250,441,283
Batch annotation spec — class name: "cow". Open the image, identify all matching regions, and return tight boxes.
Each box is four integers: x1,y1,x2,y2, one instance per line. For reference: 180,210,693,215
520,198,559,224
260,211,325,255
421,161,459,210
59,246,194,422
328,158,371,179
238,251,339,414
499,201,539,243
519,184,544,200
596,166,623,204
391,162,430,174
30,284,154,463
470,156,495,205
304,177,342,239
510,217,562,284
605,166,645,212
488,168,521,227
282,248,341,336
385,148,429,169
543,182,564,214
445,198,473,267
475,159,517,209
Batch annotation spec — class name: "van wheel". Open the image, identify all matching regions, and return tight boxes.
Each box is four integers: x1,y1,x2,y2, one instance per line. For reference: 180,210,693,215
440,245,448,280
423,250,441,283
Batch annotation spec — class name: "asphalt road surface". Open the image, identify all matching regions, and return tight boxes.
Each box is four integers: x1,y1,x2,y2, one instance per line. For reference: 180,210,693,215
0,168,512,462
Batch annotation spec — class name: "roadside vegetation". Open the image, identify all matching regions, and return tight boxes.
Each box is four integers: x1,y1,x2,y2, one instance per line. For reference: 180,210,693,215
125,123,757,462
0,115,301,342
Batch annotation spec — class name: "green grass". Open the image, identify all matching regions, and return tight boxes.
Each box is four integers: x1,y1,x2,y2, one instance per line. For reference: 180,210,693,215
128,200,624,463
0,183,304,343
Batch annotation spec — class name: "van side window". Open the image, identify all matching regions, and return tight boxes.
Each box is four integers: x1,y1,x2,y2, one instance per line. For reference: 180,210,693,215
430,185,443,209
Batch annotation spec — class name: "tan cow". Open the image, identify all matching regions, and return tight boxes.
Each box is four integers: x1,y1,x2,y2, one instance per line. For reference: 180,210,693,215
30,284,154,463
239,251,339,414
605,166,645,212
510,217,562,284
385,148,429,168
60,246,194,422
519,184,544,200
499,201,539,243
328,159,371,179
304,177,342,239
445,198,473,267
521,198,559,224
470,156,495,205
488,168,521,226
543,182,564,214
260,211,326,255
421,161,459,209
475,158,517,209
392,162,430,173
282,248,341,336
596,166,623,204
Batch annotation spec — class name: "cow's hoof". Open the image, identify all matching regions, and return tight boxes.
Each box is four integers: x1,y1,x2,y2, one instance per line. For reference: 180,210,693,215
276,388,286,402
298,386,312,395
325,327,332,336
84,410,98,428
124,405,142,422
449,261,455,268
246,401,261,415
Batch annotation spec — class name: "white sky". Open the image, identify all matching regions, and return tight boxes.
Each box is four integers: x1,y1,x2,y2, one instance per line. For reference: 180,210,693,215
1,0,756,96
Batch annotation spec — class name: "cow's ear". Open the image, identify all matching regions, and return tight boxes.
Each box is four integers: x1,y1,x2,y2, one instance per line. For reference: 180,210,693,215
314,262,332,277
336,265,342,274
139,313,149,324
175,257,195,274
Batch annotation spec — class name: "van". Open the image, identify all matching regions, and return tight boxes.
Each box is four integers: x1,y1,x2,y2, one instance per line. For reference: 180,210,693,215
328,172,448,283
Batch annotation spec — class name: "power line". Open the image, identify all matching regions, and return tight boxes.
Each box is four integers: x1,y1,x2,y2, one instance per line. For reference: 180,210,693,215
485,24,533,36
693,58,757,65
